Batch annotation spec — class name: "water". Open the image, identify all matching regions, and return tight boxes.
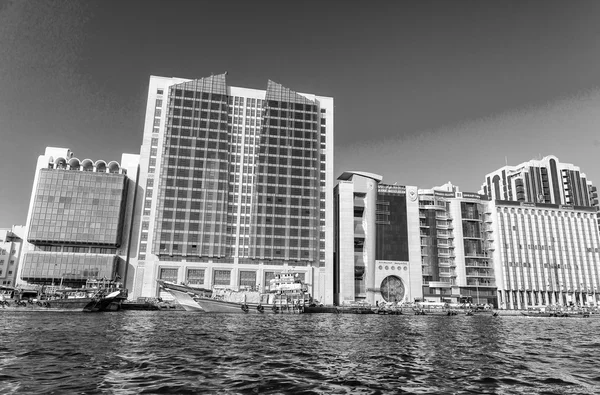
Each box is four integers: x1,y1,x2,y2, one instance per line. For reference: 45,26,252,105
1,312,599,394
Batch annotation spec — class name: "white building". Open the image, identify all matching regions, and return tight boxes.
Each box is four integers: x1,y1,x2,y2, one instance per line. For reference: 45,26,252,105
132,74,335,304
487,201,600,309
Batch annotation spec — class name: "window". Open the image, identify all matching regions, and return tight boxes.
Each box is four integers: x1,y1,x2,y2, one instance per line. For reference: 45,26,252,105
239,270,256,289
213,270,231,286
159,268,178,282
187,269,205,285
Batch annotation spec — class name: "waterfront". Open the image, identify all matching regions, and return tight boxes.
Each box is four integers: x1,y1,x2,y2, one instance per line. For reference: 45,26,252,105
1,312,599,394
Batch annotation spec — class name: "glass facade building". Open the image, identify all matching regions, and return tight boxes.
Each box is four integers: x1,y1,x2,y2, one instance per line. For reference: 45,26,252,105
18,148,139,287
28,169,127,246
133,74,334,303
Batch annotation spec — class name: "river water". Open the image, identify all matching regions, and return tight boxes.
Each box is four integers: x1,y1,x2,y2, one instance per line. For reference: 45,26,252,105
1,311,599,394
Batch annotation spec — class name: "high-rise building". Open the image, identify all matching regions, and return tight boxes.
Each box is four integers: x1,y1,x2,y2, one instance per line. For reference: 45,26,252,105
132,74,334,303
418,183,496,306
480,155,600,308
480,155,598,208
334,171,423,306
0,226,25,287
17,147,139,288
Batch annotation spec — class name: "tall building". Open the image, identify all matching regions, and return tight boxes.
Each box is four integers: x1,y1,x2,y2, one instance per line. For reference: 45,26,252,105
480,155,600,308
334,171,422,306
0,226,25,286
17,147,139,288
418,183,496,306
480,155,598,208
132,74,334,303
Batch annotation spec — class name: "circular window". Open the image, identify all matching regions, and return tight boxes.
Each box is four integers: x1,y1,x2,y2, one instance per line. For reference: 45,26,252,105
385,265,389,270
378,265,383,270
380,276,405,303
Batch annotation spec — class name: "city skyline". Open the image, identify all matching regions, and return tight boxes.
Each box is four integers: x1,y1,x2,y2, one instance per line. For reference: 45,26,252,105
2,0,600,228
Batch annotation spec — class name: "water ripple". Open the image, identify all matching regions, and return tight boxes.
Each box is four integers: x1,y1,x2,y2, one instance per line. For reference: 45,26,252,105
1,312,600,394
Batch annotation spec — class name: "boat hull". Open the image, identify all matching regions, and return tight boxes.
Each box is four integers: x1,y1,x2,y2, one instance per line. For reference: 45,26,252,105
0,297,123,312
195,297,303,314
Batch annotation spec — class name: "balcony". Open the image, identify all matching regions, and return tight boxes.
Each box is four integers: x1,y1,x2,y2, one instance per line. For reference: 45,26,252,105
428,281,453,288
465,252,488,258
438,251,455,258
466,271,494,278
436,223,453,230
437,242,454,248
462,216,482,222
439,272,456,278
419,221,429,228
466,281,496,288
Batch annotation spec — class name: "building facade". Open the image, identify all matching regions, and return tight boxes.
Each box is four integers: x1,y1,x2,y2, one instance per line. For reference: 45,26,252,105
132,74,334,304
480,155,598,209
0,226,25,286
487,200,600,309
334,171,422,306
480,156,600,308
418,183,496,306
17,147,139,288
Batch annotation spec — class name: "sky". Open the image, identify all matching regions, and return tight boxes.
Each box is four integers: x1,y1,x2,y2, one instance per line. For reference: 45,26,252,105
0,0,599,228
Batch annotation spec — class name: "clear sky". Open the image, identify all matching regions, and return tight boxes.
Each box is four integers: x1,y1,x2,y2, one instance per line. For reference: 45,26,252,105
0,0,599,228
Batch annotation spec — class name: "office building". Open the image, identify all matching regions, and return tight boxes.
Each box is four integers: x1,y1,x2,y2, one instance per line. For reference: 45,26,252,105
334,171,422,305
132,74,334,304
480,156,600,308
418,183,496,306
0,226,25,286
18,147,139,288
486,200,600,308
480,155,598,208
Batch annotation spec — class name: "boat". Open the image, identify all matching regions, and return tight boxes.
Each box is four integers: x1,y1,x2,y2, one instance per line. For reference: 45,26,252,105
0,279,127,312
411,301,460,316
158,272,311,314
304,301,375,314
520,306,593,318
121,297,183,311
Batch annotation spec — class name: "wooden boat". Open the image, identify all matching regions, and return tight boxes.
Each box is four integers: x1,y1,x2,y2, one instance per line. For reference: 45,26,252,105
158,272,310,314
520,307,592,318
0,280,127,312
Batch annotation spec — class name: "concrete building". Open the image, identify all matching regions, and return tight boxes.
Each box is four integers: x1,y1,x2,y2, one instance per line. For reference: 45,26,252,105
132,74,334,303
480,156,600,308
334,171,422,306
486,200,600,309
418,183,496,306
480,155,598,209
0,226,25,286
17,147,140,289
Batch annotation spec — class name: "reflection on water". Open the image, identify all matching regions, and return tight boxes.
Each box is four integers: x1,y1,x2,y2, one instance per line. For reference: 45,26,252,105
1,312,599,394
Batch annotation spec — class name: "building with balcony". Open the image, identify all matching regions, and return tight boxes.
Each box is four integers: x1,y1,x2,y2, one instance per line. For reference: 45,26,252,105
0,226,25,286
479,155,600,309
418,183,496,306
17,147,139,289
334,171,422,305
479,155,599,231
132,74,334,304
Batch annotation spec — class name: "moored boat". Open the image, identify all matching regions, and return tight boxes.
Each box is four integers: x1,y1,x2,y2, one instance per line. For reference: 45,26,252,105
520,307,593,318
0,280,127,312
158,272,311,314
